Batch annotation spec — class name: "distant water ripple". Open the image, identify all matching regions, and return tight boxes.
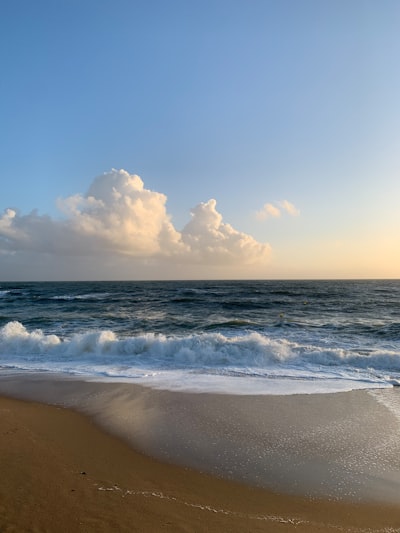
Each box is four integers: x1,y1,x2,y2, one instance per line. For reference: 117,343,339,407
0,280,399,394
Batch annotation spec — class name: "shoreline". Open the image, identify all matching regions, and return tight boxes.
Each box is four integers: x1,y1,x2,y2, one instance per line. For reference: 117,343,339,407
1,373,400,503
2,394,400,532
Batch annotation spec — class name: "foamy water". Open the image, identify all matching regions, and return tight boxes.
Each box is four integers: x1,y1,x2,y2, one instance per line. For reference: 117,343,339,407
2,280,400,505
0,280,399,394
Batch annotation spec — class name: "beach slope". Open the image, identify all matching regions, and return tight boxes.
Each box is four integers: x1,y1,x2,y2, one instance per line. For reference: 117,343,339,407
1,395,400,533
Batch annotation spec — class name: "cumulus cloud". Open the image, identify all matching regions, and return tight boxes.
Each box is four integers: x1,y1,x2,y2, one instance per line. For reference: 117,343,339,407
256,199,300,221
0,169,271,268
182,199,271,264
56,170,183,256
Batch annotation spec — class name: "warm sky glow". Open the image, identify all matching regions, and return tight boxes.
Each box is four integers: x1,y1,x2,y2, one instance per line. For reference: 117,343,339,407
1,0,399,280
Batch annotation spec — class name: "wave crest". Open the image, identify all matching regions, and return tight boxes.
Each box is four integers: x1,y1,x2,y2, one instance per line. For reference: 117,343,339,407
0,321,399,373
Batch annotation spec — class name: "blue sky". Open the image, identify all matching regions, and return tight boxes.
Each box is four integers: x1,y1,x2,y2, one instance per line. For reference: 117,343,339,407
1,0,399,280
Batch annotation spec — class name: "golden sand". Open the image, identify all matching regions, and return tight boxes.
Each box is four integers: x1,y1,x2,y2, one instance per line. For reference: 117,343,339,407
1,395,400,532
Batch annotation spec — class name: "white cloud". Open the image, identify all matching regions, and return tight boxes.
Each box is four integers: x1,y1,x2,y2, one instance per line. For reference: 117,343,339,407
182,199,271,264
0,169,271,270
57,169,183,256
279,200,300,216
256,203,281,220
256,199,300,220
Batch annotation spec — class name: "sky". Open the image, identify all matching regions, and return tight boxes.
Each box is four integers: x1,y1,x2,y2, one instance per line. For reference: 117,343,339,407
1,0,400,280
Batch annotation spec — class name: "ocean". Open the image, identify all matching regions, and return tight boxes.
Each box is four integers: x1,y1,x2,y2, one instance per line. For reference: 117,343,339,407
1,279,399,395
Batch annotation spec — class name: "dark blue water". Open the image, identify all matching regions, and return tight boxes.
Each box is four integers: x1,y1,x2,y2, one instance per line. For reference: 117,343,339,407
0,280,399,394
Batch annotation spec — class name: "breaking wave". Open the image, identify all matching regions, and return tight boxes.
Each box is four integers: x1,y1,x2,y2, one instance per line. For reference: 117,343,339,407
0,321,399,394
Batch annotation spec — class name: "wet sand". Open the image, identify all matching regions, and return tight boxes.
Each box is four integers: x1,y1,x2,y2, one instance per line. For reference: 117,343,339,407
1,374,400,502
2,373,400,531
2,394,400,533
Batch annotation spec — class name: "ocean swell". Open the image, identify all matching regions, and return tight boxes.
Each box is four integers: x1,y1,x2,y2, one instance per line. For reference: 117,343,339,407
0,321,399,394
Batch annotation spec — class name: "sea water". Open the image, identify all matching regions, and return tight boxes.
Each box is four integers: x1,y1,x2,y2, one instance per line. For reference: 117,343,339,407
0,279,399,395
2,279,400,502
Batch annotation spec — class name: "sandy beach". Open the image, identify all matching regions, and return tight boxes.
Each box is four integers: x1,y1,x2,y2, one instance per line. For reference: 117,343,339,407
1,394,400,533
1,375,400,532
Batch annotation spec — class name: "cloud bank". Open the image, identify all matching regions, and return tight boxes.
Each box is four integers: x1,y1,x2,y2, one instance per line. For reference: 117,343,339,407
256,200,300,221
0,170,271,277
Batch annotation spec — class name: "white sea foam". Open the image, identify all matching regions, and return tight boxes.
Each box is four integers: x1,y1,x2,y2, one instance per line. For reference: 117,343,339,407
96,484,308,527
50,292,111,300
0,321,398,394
